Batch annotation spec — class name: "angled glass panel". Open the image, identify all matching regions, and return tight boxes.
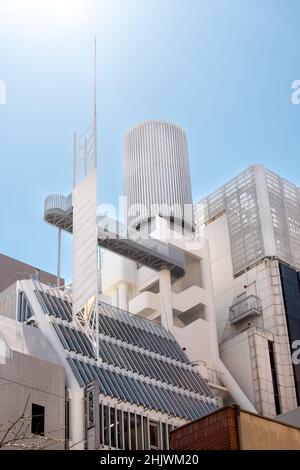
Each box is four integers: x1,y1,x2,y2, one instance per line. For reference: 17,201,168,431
53,323,70,351
66,358,85,388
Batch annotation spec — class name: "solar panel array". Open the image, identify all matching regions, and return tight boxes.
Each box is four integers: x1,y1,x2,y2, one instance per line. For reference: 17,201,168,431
53,322,213,397
33,287,217,421
97,309,189,363
97,339,214,397
67,357,216,421
35,289,72,322
53,322,95,359
35,290,189,363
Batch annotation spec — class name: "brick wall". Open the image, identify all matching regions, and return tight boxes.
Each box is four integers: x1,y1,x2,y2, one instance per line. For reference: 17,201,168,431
0,351,65,450
170,406,240,450
0,253,62,293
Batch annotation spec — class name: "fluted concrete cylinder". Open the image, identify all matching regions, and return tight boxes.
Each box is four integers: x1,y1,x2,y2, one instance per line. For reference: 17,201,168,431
124,120,193,229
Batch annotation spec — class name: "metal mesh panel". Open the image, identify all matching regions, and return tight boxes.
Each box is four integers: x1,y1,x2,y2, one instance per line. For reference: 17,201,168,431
195,167,264,274
266,169,300,269
283,180,300,268
196,166,300,273
266,170,292,264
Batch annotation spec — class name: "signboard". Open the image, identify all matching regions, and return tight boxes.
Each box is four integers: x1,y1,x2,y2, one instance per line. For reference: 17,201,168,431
86,383,96,429
85,381,100,449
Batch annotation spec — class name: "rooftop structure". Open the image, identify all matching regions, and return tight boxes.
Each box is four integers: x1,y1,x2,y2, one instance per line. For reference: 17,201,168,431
124,121,193,230
195,165,300,275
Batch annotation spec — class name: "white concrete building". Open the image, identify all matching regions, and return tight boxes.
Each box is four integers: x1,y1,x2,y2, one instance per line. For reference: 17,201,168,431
7,115,300,451
195,165,300,417
100,122,258,413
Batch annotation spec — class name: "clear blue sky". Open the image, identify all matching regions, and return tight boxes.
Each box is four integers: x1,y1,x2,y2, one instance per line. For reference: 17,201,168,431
0,0,300,282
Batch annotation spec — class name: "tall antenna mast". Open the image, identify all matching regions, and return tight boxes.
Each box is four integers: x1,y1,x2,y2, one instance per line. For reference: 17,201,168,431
94,37,97,169
94,37,100,360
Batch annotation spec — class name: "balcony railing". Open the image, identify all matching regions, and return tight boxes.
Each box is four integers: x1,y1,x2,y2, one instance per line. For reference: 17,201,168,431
229,295,262,324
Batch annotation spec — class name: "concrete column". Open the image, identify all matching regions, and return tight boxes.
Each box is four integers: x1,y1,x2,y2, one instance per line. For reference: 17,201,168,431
69,388,85,450
111,288,119,308
118,282,128,311
159,269,173,332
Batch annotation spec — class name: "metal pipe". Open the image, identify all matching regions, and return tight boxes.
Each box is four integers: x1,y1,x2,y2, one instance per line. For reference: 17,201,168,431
57,227,62,288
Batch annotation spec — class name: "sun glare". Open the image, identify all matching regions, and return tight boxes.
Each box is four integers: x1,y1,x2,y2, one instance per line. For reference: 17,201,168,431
1,0,88,32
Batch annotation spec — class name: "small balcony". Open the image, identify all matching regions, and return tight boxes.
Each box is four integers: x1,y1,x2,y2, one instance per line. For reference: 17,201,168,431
229,295,262,324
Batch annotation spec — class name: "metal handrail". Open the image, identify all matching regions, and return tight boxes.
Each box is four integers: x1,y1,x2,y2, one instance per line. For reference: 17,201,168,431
229,294,262,323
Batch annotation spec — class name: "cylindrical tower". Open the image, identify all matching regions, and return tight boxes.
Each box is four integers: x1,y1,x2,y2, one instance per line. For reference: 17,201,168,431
124,120,193,229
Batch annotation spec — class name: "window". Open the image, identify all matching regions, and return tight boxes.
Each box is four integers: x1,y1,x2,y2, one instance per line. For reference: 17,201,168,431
103,405,109,446
143,417,149,450
149,420,159,449
136,415,143,450
124,411,130,449
31,404,45,436
130,413,136,450
99,402,170,450
161,422,169,450
65,400,69,442
279,262,300,406
268,341,281,415
117,409,123,449
110,407,117,448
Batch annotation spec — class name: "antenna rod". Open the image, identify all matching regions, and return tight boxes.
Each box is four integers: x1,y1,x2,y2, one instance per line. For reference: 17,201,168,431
94,37,100,360
94,37,97,169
